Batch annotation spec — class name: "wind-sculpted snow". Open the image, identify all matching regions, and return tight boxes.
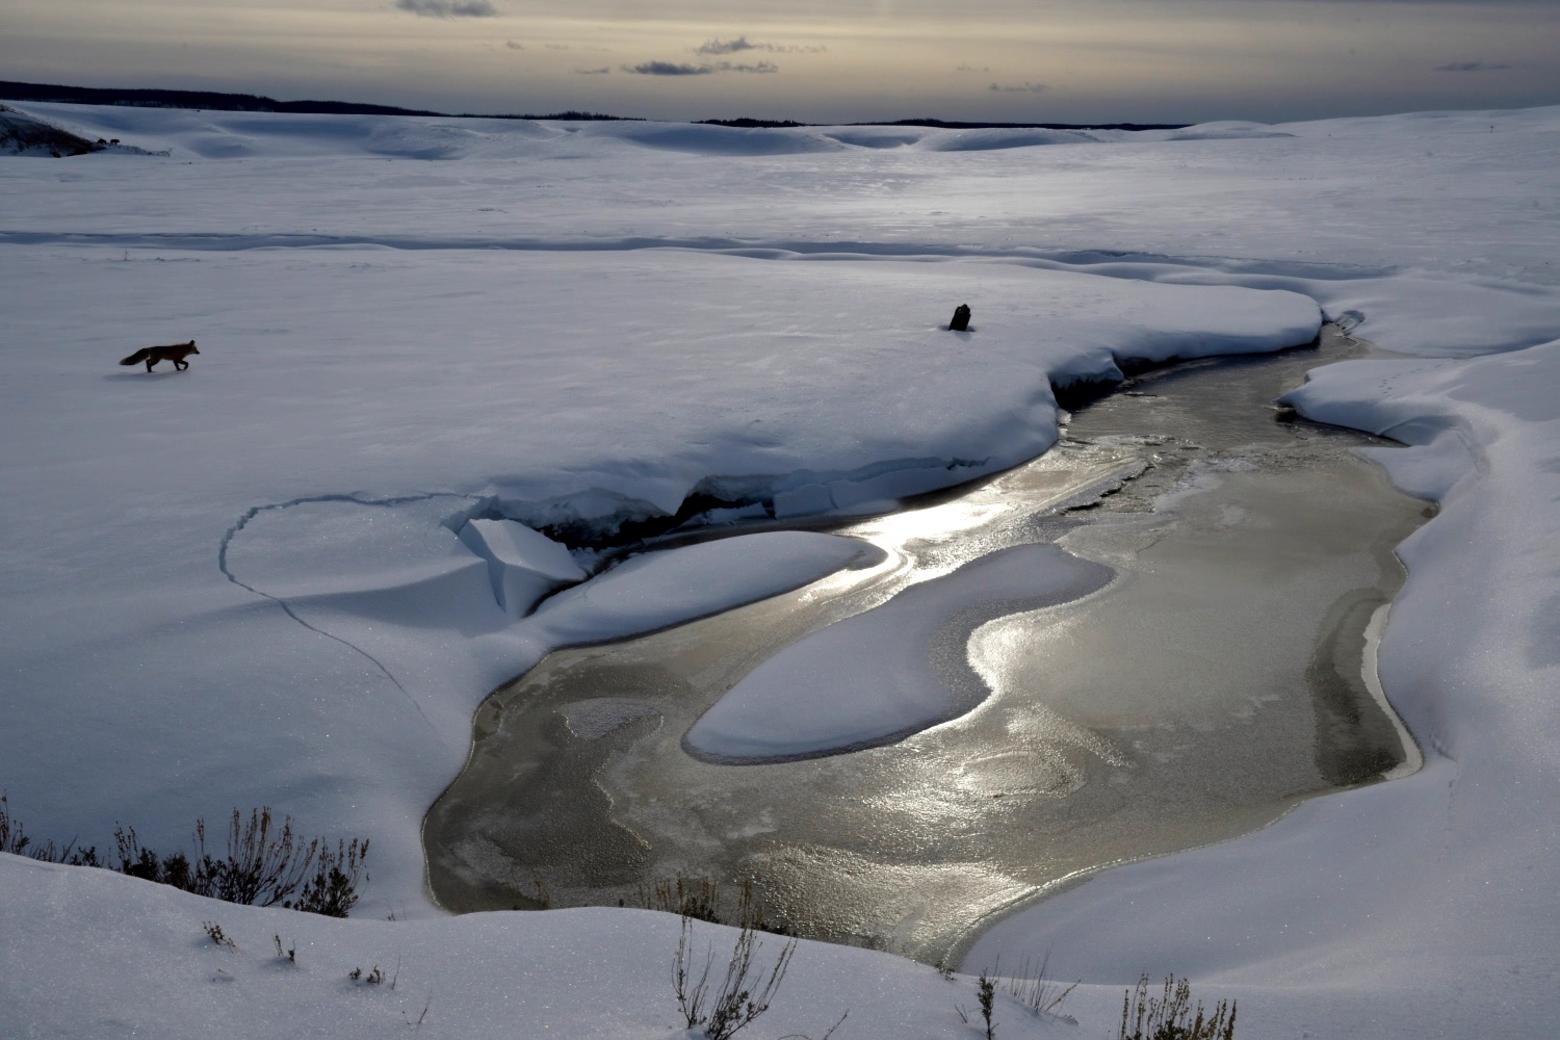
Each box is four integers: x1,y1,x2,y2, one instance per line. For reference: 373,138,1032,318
685,544,1112,761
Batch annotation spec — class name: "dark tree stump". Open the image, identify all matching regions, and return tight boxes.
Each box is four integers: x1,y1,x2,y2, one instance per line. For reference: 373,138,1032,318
948,304,972,332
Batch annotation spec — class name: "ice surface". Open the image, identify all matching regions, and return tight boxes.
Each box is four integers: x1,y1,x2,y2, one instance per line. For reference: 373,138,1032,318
558,697,660,740
3,98,1559,1038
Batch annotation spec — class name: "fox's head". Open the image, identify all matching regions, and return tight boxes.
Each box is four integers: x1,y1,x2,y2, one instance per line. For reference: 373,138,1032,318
188,340,199,354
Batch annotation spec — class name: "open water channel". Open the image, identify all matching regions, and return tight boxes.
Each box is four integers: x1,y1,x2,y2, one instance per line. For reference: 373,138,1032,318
424,326,1429,963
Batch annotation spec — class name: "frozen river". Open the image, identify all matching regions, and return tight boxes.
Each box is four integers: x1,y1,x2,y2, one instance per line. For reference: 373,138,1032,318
424,326,1428,962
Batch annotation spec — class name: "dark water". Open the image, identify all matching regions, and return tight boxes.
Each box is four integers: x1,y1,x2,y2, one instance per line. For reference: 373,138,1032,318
423,327,1427,962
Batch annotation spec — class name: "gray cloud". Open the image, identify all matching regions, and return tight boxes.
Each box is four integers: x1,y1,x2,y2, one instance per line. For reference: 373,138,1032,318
393,0,496,17
989,81,1046,93
1435,60,1513,72
956,64,992,73
623,59,779,76
720,60,779,74
696,35,826,55
698,35,759,54
505,40,523,50
624,61,713,76
574,66,611,75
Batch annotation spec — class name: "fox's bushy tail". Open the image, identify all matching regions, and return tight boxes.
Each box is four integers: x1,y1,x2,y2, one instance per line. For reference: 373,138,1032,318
119,348,152,366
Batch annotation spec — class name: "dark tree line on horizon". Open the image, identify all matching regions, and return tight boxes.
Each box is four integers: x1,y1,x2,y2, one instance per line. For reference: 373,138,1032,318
0,79,1187,130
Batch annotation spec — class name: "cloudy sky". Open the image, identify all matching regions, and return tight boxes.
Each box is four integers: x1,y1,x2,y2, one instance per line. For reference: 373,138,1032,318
3,0,1557,123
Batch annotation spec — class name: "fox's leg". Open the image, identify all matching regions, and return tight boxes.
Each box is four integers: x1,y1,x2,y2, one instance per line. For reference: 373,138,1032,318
174,359,187,371
145,358,156,372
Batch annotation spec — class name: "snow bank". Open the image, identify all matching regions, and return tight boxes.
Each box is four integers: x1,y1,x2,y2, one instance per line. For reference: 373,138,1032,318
964,340,1560,1036
533,531,876,645
0,853,1089,1040
687,545,1112,761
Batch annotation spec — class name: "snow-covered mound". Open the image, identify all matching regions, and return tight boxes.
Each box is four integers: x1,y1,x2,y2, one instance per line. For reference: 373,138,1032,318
532,531,876,644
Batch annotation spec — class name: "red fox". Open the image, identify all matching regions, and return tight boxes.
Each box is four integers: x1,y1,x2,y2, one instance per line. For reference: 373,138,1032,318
119,340,200,372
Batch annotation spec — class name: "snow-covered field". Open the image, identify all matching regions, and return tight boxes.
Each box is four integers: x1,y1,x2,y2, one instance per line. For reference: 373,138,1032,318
2,101,1558,1038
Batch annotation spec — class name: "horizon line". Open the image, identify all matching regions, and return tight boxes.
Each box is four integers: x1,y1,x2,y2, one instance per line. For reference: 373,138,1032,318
0,77,1196,131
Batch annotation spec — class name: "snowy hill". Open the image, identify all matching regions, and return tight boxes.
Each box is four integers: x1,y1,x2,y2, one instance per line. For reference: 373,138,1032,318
0,103,102,156
14,99,1284,161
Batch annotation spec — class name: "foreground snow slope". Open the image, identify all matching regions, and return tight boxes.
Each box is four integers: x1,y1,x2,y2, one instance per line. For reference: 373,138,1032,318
0,853,1092,1040
2,101,1559,1037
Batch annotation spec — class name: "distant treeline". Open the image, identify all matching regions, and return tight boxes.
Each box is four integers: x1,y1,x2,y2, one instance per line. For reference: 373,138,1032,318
0,81,638,121
0,80,444,117
0,80,1186,131
700,116,1190,131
